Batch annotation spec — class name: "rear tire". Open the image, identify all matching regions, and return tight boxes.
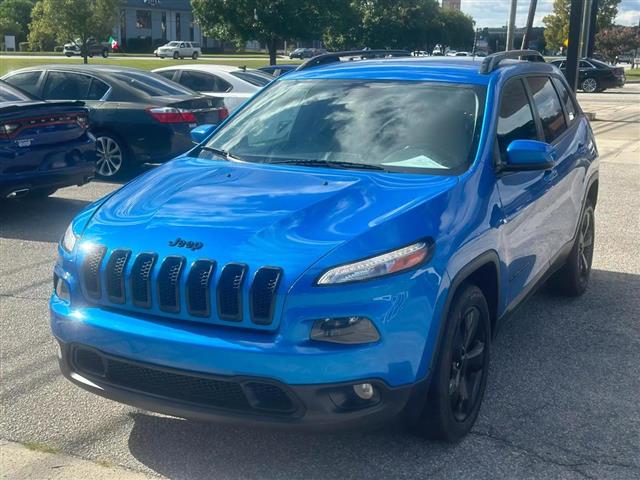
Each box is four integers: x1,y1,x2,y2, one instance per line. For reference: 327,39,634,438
95,132,129,179
548,201,595,297
581,77,599,93
102,49,108,58
413,284,491,442
192,51,199,60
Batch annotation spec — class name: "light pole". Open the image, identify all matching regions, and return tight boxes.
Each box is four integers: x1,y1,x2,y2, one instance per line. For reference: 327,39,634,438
506,0,518,50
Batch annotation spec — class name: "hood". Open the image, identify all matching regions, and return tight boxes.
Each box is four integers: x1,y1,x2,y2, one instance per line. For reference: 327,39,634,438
83,156,457,280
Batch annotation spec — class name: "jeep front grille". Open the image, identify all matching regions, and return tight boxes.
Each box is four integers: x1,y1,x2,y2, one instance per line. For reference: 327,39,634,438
79,247,283,327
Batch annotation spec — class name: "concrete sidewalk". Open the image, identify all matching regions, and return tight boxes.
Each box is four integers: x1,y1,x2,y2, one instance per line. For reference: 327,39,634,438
0,440,157,479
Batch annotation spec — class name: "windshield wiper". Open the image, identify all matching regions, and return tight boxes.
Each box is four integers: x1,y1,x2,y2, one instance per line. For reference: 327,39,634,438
269,159,388,172
200,146,244,162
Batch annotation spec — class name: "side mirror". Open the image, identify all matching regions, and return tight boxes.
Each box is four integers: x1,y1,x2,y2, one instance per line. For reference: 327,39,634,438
503,139,555,171
190,124,217,144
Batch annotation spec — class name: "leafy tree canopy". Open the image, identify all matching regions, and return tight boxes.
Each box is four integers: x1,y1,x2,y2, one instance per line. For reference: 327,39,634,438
543,0,621,52
596,25,640,63
0,0,35,43
28,0,120,60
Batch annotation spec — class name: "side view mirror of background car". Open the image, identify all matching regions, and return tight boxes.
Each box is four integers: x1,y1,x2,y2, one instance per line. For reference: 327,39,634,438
190,124,217,144
502,139,555,172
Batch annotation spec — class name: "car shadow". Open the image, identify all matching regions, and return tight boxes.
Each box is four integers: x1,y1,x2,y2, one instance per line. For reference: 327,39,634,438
93,164,157,186
125,268,640,479
0,196,90,243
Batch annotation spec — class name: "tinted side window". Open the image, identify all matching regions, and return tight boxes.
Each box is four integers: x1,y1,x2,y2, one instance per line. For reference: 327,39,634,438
579,60,593,69
179,70,217,91
526,76,567,142
155,70,176,81
43,72,91,100
552,77,577,124
87,78,110,100
497,79,538,160
5,71,42,96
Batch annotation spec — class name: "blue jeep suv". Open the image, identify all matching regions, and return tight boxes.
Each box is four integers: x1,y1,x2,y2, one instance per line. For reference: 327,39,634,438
50,50,599,441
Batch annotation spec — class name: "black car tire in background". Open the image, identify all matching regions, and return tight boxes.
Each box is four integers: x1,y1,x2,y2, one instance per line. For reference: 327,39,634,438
581,77,599,93
173,52,179,60
413,284,491,442
192,52,199,60
102,50,109,59
95,132,128,178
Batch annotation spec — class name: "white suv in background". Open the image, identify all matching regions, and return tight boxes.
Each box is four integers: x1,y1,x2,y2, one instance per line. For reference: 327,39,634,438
154,41,201,60
153,64,273,111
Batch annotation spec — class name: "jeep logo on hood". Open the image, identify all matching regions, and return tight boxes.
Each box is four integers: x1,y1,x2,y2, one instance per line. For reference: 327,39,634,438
168,237,203,251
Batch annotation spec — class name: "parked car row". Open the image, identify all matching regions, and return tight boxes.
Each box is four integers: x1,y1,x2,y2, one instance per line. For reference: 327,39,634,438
549,58,626,93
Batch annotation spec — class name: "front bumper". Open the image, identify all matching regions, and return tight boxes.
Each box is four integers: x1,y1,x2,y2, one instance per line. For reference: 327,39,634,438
57,341,424,430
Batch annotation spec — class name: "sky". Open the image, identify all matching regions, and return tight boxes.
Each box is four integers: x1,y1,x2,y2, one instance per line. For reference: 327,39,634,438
455,0,640,29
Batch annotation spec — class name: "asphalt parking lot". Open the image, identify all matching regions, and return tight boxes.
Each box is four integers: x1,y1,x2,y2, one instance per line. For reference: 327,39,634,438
1,86,639,480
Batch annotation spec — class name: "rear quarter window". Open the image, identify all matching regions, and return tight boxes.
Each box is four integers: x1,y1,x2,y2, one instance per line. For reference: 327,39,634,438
4,71,42,96
552,77,578,125
526,76,567,143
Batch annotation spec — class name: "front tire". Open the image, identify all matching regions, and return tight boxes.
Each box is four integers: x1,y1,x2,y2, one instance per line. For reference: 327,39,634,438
414,284,491,442
548,202,595,296
95,133,128,179
581,77,599,93
173,51,179,60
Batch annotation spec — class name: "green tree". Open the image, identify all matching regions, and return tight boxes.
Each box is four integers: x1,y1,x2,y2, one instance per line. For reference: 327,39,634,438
28,0,120,61
596,26,640,63
436,7,475,51
192,0,334,65
0,0,35,44
543,0,621,52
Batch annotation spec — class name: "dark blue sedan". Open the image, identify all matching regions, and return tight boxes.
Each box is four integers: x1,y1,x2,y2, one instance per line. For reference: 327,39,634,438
0,80,95,199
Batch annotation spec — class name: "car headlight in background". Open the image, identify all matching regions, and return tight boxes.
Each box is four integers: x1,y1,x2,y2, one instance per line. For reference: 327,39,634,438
61,223,78,253
316,240,434,285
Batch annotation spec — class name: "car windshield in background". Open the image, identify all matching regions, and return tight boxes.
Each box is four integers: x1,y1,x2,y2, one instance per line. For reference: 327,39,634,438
206,80,485,174
167,42,180,47
0,82,33,102
230,70,273,87
111,71,194,96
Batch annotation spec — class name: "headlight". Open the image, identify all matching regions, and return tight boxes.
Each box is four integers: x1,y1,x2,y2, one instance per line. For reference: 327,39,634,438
317,240,433,285
61,223,78,253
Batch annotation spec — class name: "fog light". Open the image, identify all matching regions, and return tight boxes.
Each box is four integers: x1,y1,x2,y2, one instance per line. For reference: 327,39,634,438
310,316,380,344
353,383,375,400
54,274,70,303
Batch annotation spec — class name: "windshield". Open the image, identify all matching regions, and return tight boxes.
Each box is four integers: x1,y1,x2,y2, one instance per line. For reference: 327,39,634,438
205,80,485,174
111,71,195,96
166,42,180,47
230,70,272,87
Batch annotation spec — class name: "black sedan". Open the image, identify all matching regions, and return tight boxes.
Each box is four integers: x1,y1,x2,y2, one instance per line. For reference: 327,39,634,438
550,58,626,93
2,65,228,178
0,80,95,199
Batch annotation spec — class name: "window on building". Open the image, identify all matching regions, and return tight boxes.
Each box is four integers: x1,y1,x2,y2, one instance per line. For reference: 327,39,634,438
161,12,167,41
136,10,151,29
176,13,181,40
497,78,538,161
526,76,567,143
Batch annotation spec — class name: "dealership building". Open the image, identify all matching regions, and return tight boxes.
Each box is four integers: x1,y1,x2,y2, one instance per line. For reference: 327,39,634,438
114,0,209,50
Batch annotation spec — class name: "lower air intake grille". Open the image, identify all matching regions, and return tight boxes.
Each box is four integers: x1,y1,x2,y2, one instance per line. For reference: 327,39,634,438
72,347,297,414
81,245,107,299
187,260,216,317
105,250,131,304
157,256,185,313
250,267,282,325
131,253,157,308
217,263,247,321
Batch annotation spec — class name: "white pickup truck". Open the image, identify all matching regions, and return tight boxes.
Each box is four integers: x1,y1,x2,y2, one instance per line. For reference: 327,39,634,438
154,41,201,60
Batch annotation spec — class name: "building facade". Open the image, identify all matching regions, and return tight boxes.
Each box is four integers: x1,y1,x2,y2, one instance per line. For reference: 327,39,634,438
441,0,461,10
115,0,205,51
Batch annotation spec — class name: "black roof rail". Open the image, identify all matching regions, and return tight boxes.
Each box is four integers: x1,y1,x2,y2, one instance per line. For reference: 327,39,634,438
479,49,545,74
296,49,411,71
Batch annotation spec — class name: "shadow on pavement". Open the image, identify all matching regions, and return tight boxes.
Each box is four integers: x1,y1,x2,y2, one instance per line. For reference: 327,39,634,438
0,196,90,243
125,269,640,479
